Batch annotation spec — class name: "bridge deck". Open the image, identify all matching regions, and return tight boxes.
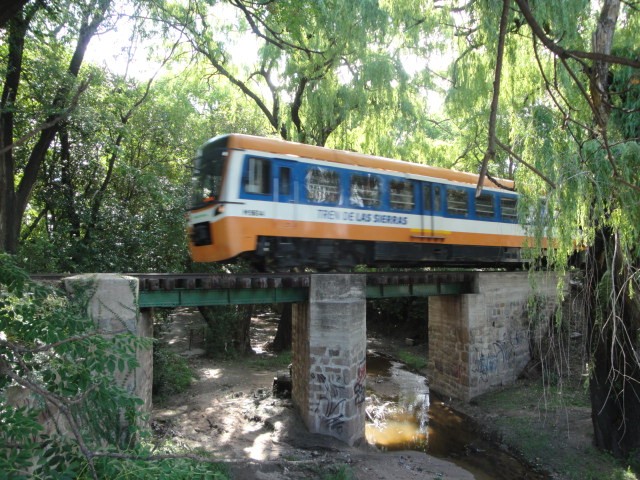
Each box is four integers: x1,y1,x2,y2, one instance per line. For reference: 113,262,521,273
135,272,474,307
31,271,476,307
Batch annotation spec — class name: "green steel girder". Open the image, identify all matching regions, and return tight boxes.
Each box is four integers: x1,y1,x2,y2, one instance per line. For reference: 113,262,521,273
365,282,468,299
138,281,470,308
139,287,308,307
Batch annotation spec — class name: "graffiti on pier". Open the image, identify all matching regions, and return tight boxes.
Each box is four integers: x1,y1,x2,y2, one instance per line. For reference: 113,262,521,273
354,359,366,405
311,370,346,433
472,329,526,382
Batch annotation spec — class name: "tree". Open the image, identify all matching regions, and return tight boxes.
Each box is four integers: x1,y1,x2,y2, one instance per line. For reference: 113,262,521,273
441,0,640,458
0,0,30,30
154,0,441,152
0,0,113,254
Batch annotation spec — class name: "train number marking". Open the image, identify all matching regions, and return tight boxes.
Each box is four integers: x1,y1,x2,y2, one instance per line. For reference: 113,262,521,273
243,209,266,216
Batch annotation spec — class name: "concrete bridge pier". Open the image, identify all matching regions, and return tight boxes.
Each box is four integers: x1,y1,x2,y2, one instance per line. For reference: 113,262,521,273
64,274,153,420
291,274,367,446
428,272,560,401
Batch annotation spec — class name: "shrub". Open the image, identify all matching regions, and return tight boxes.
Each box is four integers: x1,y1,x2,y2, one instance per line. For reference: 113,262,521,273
153,343,198,400
0,254,227,479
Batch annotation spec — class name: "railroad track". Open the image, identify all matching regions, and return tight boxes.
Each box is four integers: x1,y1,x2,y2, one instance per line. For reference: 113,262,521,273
31,271,476,291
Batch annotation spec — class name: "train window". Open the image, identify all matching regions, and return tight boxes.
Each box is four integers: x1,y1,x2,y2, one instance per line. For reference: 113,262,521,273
279,167,291,195
475,193,495,218
390,179,415,211
245,157,271,194
501,197,518,222
350,174,380,207
423,184,442,212
446,188,468,216
306,167,340,204
423,184,431,211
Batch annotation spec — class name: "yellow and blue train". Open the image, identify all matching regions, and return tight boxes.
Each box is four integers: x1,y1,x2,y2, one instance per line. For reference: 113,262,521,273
188,134,528,270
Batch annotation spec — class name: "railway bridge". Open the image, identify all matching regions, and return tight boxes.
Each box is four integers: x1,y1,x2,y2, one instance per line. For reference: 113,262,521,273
58,270,560,447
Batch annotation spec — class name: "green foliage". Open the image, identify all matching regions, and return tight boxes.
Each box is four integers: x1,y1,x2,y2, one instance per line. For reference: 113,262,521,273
0,255,226,478
89,443,230,479
0,254,139,473
16,69,209,273
199,305,244,358
396,350,427,372
152,343,198,401
322,465,356,480
0,405,44,476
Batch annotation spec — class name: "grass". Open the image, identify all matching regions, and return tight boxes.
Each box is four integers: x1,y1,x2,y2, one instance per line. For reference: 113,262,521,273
321,465,355,480
473,379,638,480
247,350,292,370
395,349,428,371
475,378,590,410
152,342,199,402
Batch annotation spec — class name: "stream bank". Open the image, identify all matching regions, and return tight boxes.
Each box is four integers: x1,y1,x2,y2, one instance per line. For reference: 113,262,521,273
152,308,559,479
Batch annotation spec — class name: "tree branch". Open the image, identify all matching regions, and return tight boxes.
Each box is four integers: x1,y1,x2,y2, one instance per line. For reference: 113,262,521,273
495,138,557,189
290,77,308,139
0,78,91,156
514,0,640,69
476,0,510,197
229,0,325,56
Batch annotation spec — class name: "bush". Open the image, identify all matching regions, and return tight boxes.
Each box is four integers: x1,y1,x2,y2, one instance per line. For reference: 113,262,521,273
153,343,198,400
0,254,227,479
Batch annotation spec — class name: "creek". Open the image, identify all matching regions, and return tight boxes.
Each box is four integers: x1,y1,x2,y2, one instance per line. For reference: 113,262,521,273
365,351,549,480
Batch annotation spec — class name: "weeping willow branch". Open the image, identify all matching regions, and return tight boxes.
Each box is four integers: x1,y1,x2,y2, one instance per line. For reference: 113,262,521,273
229,0,325,56
495,139,557,189
476,0,510,197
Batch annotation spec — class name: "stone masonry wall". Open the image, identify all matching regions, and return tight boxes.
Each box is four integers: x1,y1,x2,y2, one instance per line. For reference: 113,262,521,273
429,271,560,401
291,302,310,417
291,274,367,446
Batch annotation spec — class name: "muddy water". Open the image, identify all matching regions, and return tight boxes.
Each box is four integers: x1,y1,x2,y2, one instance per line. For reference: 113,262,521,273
365,352,549,480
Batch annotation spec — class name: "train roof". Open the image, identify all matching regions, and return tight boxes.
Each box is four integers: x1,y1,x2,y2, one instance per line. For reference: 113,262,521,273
210,133,515,191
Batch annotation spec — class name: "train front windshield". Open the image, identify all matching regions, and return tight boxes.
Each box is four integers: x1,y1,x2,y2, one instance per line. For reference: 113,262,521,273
190,143,227,209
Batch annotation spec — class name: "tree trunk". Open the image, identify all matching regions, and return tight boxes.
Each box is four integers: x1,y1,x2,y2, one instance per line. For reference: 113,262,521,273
583,0,640,459
234,305,254,355
0,0,29,30
271,303,292,352
0,12,29,253
587,231,640,458
198,305,254,357
0,0,110,254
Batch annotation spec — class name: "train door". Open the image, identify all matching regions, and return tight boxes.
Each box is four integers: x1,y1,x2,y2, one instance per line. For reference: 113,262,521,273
273,160,298,228
420,182,442,238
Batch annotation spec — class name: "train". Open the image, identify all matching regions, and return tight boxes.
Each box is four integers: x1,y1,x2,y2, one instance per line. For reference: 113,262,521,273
187,133,530,271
